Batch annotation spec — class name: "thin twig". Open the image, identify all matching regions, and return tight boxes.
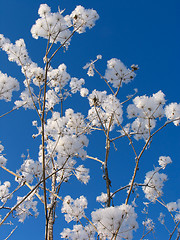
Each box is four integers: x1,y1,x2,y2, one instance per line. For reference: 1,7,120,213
93,67,115,95
169,221,180,240
0,103,27,119
4,226,18,240
139,229,153,240
116,117,138,162
86,155,104,165
125,136,151,205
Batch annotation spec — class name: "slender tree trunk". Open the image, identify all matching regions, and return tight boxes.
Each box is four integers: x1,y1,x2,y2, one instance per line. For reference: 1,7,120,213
105,138,111,207
48,210,54,240
48,173,56,240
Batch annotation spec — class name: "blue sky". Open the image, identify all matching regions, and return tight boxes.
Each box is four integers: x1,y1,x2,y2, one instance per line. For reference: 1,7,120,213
0,0,180,239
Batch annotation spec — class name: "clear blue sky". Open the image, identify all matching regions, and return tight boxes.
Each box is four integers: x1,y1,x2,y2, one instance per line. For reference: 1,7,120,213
0,0,180,239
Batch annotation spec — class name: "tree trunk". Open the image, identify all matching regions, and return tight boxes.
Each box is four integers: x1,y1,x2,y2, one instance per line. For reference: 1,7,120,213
47,173,56,240
48,208,54,240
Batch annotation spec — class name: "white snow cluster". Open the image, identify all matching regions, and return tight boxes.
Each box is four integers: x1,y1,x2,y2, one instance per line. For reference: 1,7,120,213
61,224,95,240
158,156,172,169
96,192,109,204
16,194,38,222
166,199,180,222
70,77,85,93
31,4,71,46
75,165,90,184
142,218,155,231
61,195,87,223
143,170,167,202
45,89,60,110
23,64,45,87
0,35,45,110
0,35,43,86
83,54,102,77
80,88,89,97
165,102,180,126
88,90,123,130
142,155,172,202
47,64,70,91
0,34,10,47
44,109,88,158
0,143,7,166
33,109,89,183
125,91,180,140
158,212,165,225
65,5,99,34
0,181,11,203
16,158,42,184
0,71,19,101
126,91,166,140
96,192,114,206
91,204,138,240
14,87,36,109
1,36,31,66
105,58,136,88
